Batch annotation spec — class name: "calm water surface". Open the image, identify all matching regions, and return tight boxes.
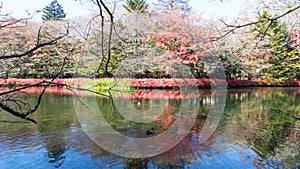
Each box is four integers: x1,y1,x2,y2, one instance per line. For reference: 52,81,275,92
0,88,299,169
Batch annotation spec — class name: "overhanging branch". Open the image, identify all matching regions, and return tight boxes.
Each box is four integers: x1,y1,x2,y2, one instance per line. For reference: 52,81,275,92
213,5,300,41
0,47,73,123
0,24,69,60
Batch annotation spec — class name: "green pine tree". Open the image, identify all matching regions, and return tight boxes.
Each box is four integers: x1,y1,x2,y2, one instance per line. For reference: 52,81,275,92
42,0,66,21
157,0,191,13
253,11,299,81
123,0,149,13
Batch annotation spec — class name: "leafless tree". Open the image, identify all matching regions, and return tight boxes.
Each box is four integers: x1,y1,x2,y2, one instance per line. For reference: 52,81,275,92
0,0,119,122
0,3,70,123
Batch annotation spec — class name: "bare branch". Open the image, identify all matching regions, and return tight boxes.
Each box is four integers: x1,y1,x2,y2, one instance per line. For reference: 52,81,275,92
0,8,40,29
0,18,27,29
214,5,300,40
0,24,69,60
93,0,115,76
0,46,73,123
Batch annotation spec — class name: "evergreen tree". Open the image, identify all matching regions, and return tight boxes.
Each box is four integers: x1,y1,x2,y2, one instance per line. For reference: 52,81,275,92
123,0,149,13
157,0,191,13
42,0,66,21
253,11,299,81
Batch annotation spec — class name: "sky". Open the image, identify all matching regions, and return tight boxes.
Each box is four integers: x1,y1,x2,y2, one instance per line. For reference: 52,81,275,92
0,0,249,20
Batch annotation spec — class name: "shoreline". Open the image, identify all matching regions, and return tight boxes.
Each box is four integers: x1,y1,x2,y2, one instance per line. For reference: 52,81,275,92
0,78,300,88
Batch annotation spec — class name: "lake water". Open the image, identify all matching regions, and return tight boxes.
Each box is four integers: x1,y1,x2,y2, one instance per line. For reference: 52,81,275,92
0,87,299,168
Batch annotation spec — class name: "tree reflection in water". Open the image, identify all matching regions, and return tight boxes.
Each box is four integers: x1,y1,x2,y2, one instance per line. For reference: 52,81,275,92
0,88,299,168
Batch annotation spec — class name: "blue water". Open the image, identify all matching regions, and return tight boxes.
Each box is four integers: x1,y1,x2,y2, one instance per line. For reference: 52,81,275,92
0,88,299,168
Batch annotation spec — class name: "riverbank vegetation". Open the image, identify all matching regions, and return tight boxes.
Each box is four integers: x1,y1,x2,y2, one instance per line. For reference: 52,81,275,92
0,78,300,88
0,0,300,120
0,0,299,81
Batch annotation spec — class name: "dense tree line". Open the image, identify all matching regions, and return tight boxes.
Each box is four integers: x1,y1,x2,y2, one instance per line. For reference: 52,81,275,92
0,0,299,81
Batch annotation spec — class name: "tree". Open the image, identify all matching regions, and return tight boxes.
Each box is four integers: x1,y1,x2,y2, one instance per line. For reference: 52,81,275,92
42,0,66,21
0,20,76,79
123,0,149,13
211,1,300,80
156,0,191,13
250,11,299,81
102,9,216,79
0,3,69,122
147,10,216,78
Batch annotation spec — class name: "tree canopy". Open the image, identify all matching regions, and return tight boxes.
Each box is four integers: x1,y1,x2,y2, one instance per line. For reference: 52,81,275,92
123,0,149,13
42,0,66,21
253,11,300,81
157,0,191,13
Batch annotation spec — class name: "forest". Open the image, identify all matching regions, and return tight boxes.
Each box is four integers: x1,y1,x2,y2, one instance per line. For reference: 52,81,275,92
0,0,299,81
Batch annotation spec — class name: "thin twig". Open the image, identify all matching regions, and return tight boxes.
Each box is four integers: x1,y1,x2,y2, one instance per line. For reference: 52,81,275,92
0,25,69,59
213,5,300,40
0,46,72,123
